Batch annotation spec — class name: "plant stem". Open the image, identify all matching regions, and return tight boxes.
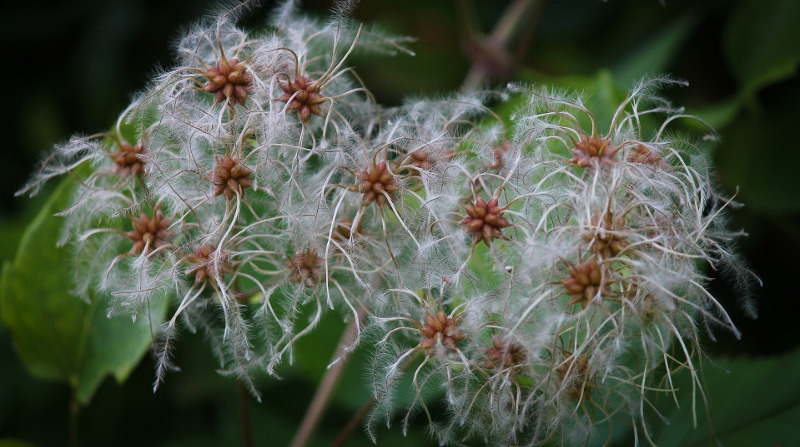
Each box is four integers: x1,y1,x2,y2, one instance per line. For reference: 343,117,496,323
69,395,80,447
460,0,545,91
238,382,254,447
328,397,376,447
289,308,366,447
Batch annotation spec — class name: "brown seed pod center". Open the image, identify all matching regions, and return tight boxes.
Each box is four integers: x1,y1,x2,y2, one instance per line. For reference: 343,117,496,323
570,135,615,168
562,258,610,309
211,154,253,200
278,75,328,123
357,161,399,207
127,208,171,254
186,244,230,283
461,197,512,246
288,248,323,286
418,311,465,353
112,141,146,178
201,57,253,107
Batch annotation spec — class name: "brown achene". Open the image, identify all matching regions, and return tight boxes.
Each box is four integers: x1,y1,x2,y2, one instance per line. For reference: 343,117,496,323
112,141,146,178
461,197,512,246
558,354,596,402
278,75,328,123
201,56,253,107
357,161,398,207
288,248,323,286
186,244,229,283
418,311,465,353
562,257,609,309
483,336,527,372
211,154,253,200
127,208,171,254
570,135,616,168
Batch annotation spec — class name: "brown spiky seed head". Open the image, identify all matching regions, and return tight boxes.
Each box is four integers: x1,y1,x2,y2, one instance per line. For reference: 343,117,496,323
418,311,465,353
406,146,454,176
186,244,229,283
570,135,615,168
409,150,433,174
483,336,527,372
558,354,595,401
127,209,171,254
461,197,512,246
278,75,327,123
112,141,146,178
201,57,253,107
358,161,398,207
562,257,608,309
628,144,665,167
211,154,253,200
587,212,628,259
331,217,362,243
288,249,323,286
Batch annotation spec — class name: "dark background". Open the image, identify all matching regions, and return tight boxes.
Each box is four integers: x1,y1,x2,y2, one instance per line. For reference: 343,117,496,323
2,0,799,446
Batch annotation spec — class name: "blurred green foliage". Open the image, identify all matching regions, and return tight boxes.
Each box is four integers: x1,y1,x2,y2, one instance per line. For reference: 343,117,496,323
2,0,798,446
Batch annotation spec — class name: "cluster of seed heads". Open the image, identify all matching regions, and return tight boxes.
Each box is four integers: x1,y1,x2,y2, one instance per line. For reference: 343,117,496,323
20,2,756,446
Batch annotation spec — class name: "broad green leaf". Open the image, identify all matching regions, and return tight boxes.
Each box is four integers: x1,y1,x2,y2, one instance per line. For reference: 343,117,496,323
652,346,800,447
724,0,800,94
0,177,167,405
612,14,697,87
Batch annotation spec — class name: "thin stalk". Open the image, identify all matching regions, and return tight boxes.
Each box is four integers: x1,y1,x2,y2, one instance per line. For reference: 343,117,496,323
238,382,254,447
69,395,80,447
328,397,376,447
460,0,545,91
289,308,366,447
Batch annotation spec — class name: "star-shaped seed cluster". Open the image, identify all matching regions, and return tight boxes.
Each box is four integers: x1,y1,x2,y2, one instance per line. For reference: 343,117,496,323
186,244,229,283
358,161,398,207
562,258,608,309
418,311,465,353
278,75,327,123
127,209,171,254
201,57,253,107
287,249,323,286
112,141,146,178
211,154,253,200
461,198,512,246
570,135,615,168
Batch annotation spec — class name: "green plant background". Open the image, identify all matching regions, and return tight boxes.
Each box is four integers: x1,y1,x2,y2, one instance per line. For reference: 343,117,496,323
1,0,799,446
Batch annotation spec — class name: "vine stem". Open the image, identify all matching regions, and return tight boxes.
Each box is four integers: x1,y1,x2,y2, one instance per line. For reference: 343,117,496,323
289,307,367,447
69,394,80,447
460,0,545,91
238,382,254,447
328,397,376,447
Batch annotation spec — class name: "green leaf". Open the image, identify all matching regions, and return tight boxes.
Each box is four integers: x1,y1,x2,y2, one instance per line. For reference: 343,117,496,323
517,68,628,132
0,177,167,405
612,14,697,87
724,0,800,94
713,80,800,213
652,346,800,447
0,440,37,447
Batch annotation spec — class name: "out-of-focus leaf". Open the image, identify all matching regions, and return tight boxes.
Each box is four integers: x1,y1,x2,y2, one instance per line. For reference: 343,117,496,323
688,95,741,131
517,68,627,132
0,440,37,447
652,346,800,447
0,177,167,405
613,14,697,87
724,0,800,94
714,79,800,213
